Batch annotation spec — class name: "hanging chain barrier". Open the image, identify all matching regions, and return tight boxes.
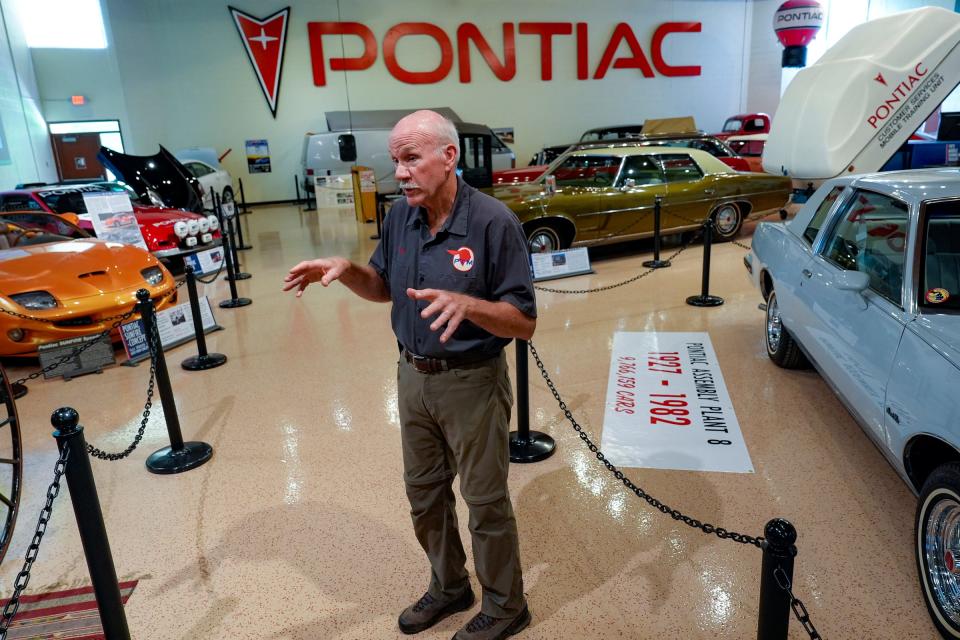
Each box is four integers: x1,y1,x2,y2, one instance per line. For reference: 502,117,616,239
526,341,764,546
523,340,826,635
194,257,227,284
775,566,824,640
85,321,159,461
534,236,693,294
0,443,70,638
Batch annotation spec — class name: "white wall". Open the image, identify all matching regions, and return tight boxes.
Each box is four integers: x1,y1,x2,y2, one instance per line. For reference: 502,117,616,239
47,0,758,202
0,0,56,190
24,0,957,201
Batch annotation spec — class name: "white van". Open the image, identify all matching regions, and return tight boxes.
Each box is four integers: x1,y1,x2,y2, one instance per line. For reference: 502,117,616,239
301,109,515,195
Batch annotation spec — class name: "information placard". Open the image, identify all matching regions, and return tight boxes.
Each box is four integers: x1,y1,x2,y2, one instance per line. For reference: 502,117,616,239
120,296,221,363
530,247,593,282
184,246,225,276
38,333,116,380
221,200,236,218
82,192,148,250
314,175,354,208
600,332,753,474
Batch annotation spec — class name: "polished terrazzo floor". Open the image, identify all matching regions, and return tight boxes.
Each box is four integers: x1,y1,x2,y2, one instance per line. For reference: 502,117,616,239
0,203,937,639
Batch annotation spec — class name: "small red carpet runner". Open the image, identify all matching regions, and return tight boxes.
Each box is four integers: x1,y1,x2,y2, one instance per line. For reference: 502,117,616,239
1,580,137,639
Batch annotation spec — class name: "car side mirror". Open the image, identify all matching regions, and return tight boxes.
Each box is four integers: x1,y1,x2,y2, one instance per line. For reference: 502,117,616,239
620,178,636,191
544,175,557,196
835,270,870,293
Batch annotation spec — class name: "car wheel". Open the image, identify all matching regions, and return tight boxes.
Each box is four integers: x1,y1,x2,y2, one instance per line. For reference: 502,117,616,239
711,203,743,241
917,463,960,639
527,225,562,253
765,289,807,368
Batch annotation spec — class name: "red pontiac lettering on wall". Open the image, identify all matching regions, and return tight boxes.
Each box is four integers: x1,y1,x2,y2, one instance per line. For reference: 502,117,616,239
307,21,702,85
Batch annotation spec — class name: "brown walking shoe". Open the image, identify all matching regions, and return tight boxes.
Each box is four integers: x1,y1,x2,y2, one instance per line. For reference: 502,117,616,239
451,604,531,639
398,587,475,635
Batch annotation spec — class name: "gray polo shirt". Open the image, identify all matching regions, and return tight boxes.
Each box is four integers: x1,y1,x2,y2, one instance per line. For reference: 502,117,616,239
369,177,536,359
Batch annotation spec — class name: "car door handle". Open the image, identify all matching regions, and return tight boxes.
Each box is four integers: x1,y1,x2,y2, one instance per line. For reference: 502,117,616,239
704,188,716,195
802,269,812,278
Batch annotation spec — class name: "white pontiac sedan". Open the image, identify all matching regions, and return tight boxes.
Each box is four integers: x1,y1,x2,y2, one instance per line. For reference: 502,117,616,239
175,148,234,211
744,169,960,639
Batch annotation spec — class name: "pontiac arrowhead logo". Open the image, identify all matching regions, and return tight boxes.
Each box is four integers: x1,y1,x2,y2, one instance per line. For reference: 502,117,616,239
229,6,290,118
874,72,887,86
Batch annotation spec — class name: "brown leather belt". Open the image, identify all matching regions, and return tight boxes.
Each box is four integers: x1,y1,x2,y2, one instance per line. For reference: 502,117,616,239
402,349,498,374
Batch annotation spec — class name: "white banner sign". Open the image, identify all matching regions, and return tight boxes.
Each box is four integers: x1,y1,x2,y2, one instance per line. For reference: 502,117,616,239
82,192,148,251
601,332,753,473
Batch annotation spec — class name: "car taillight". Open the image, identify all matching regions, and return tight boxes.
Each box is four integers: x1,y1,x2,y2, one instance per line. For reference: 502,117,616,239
306,169,314,176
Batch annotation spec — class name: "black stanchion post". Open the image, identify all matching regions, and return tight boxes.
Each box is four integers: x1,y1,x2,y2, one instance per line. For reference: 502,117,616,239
10,383,26,399
370,200,383,240
304,175,316,211
294,175,302,206
181,265,227,371
238,177,250,214
686,218,724,307
215,195,252,309
642,195,671,269
757,518,797,640
225,207,250,281
234,197,252,251
509,339,556,463
51,407,131,640
136,290,214,474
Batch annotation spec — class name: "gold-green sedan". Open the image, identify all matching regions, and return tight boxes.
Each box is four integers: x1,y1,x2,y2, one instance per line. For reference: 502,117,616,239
493,146,792,252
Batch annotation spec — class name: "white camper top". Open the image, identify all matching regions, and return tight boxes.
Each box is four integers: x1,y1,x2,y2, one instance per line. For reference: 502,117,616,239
763,6,960,180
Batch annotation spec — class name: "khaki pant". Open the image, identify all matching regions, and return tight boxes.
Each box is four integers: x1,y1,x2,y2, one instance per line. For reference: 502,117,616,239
397,351,525,618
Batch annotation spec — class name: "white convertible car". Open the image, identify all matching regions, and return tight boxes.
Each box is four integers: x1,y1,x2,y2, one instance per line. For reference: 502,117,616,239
744,168,960,639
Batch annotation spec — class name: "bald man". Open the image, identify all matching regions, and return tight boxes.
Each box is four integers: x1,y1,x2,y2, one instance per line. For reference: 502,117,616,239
284,111,535,639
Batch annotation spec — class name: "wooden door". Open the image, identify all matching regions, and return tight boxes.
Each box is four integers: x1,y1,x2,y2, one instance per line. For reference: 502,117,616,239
51,133,106,181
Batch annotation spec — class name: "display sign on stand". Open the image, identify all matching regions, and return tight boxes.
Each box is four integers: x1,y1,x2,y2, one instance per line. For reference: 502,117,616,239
314,174,354,208
120,296,222,363
184,247,225,276
38,333,116,380
530,247,593,282
82,192,148,250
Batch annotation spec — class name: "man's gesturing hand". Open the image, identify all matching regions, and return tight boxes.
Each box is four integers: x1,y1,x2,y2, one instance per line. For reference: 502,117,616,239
407,288,475,343
283,258,349,297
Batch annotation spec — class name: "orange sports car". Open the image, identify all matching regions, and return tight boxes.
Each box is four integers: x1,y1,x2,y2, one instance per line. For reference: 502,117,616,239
0,211,177,357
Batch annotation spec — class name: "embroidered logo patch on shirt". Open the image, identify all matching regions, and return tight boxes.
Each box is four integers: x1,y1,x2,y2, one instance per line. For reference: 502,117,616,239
448,247,475,272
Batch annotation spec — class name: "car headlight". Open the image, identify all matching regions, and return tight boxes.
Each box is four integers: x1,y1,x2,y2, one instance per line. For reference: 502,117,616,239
173,221,188,238
207,215,220,231
198,217,210,233
186,220,201,236
141,267,164,285
9,291,57,310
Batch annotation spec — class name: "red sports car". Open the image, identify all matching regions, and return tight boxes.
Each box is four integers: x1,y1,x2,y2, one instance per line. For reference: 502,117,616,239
0,182,221,265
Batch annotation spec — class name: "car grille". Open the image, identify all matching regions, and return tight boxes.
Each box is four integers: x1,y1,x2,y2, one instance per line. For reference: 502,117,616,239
54,316,94,327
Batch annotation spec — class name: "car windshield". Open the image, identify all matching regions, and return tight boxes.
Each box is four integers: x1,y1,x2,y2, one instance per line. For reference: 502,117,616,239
549,155,622,188
37,183,140,214
580,128,642,142
723,118,742,132
920,200,960,312
0,213,89,245
642,138,732,158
